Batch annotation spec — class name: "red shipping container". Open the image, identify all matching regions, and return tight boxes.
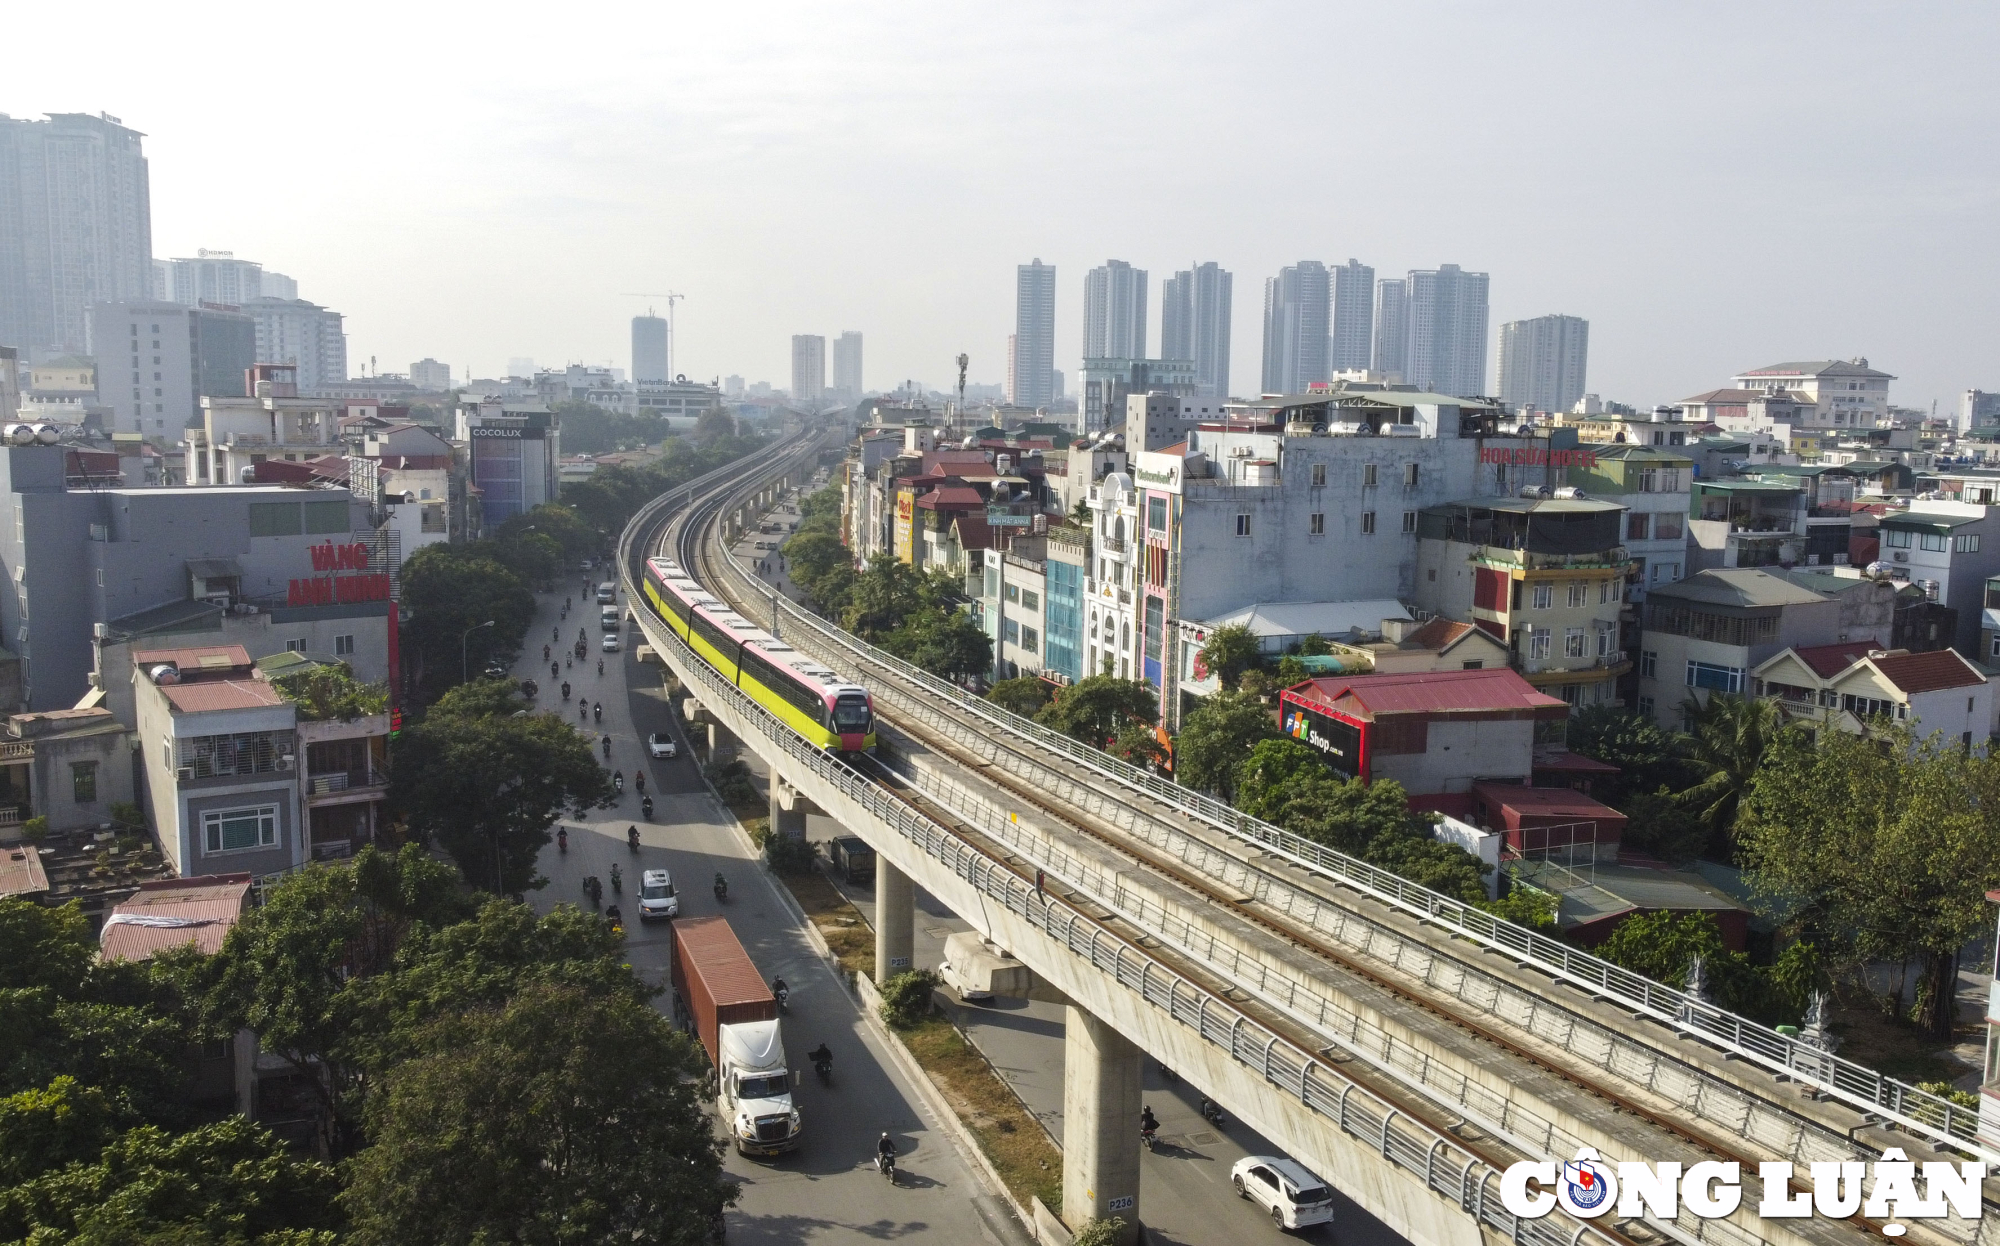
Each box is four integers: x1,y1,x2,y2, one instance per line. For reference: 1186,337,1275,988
670,915,777,1069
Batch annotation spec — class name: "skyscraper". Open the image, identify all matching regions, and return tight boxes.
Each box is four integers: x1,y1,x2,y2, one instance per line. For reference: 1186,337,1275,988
158,250,265,308
1373,279,1408,379
790,335,826,406
1403,264,1490,398
1163,263,1232,399
91,301,254,436
1011,260,1056,409
242,297,347,395
0,112,153,357
1259,261,1329,395
631,313,669,383
1082,260,1147,360
832,331,863,398
1497,314,1589,415
1329,259,1374,372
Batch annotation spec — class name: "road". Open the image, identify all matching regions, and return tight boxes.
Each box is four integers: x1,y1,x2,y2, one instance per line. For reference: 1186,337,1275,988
509,567,1030,1246
735,496,1409,1246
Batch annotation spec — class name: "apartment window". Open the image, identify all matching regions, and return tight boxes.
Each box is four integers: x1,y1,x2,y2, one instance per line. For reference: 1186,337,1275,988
1531,583,1553,610
1002,619,1019,644
1310,513,1325,536
1601,579,1620,604
1021,590,1038,611
1311,463,1326,488
1654,513,1683,540
1842,693,1905,720
1564,627,1587,658
1638,468,1657,493
335,634,355,656
1005,584,1020,604
1638,695,1655,717
1403,463,1419,488
1529,627,1552,659
1566,582,1588,608
1360,511,1376,535
203,806,278,854
1957,533,1983,553
1920,532,1949,552
1597,622,1617,657
1884,529,1912,548
1627,513,1651,541
1685,661,1744,693
285,639,306,653
1651,562,1681,583
1401,510,1417,533
71,761,97,804
1021,626,1039,653
1363,463,1378,488
1147,497,1167,531
1235,513,1251,537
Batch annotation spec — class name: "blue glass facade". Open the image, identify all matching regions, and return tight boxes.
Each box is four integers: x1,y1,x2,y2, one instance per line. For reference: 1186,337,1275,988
1044,559,1083,681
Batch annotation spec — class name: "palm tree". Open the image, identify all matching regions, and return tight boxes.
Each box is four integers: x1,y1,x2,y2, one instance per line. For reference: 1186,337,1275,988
1676,692,1786,850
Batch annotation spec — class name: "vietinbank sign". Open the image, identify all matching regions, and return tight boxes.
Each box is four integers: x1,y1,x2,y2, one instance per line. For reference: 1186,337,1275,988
1502,1148,1984,1238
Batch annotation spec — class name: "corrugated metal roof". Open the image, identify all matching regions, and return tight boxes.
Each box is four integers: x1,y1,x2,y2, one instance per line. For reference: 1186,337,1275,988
99,875,252,961
162,680,287,713
1207,599,1410,639
1289,668,1565,717
132,644,253,672
0,844,49,899
1644,569,1828,609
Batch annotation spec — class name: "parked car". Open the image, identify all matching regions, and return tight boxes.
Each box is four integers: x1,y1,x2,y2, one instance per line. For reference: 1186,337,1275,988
647,732,679,759
1229,1156,1334,1232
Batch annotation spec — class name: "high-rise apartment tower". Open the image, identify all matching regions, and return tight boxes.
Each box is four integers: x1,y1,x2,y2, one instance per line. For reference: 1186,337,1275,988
790,335,826,407
1373,279,1408,379
1082,260,1147,360
832,331,863,398
631,313,670,383
1011,260,1056,408
1260,261,1329,395
1162,263,1232,399
1497,314,1589,415
1329,259,1374,372
0,112,152,357
1403,264,1490,398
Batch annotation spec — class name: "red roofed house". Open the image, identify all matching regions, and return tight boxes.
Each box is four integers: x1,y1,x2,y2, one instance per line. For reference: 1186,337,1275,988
1279,668,1570,794
99,874,252,962
1752,642,1992,748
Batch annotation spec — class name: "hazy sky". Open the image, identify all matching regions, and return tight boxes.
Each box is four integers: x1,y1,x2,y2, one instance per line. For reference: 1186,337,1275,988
9,3,1997,412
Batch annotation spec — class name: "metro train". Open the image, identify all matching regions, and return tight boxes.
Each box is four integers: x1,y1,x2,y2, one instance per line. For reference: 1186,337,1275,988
641,557,876,752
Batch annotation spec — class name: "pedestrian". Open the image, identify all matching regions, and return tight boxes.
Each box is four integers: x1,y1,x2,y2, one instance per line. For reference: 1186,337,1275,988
1035,868,1044,898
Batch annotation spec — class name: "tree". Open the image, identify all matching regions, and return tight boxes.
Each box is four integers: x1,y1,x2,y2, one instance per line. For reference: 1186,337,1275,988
1235,740,1433,856
987,676,1052,718
400,546,535,698
1172,692,1278,799
1362,831,1488,903
1197,624,1261,689
695,406,738,442
886,606,992,681
342,983,731,1246
841,555,932,641
0,1117,342,1245
497,503,598,563
390,702,612,895
782,530,851,602
1619,788,1709,863
1676,693,1787,846
1565,704,1691,806
0,1077,117,1185
487,530,564,588
1737,725,2000,1038
272,663,389,722
1036,674,1158,750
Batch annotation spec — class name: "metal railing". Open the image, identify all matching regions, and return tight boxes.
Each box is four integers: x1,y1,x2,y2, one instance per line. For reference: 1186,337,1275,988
707,470,1990,1158
624,490,1616,1246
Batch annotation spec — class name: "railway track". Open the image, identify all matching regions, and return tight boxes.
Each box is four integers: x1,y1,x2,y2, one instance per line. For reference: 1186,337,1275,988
618,435,1977,1246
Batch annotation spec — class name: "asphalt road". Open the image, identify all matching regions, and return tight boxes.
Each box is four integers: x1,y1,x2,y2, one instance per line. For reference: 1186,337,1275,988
739,495,1411,1246
511,568,1031,1246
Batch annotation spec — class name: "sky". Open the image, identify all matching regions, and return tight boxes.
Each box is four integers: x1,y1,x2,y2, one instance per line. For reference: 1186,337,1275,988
8,2,1998,413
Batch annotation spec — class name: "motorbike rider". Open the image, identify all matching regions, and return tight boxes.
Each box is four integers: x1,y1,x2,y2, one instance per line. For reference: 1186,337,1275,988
808,1042,832,1069
613,769,623,790
641,795,654,818
543,644,551,661
602,736,612,759
593,702,602,723
635,770,646,794
627,824,640,848
771,976,788,1000
557,826,568,852
1140,1105,1159,1135
598,658,605,676
877,1132,897,1166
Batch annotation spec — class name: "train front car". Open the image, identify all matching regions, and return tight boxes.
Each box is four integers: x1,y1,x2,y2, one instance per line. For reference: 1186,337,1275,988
828,684,875,753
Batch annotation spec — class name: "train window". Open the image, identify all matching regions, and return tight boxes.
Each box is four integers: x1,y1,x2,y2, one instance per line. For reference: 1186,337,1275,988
833,694,871,733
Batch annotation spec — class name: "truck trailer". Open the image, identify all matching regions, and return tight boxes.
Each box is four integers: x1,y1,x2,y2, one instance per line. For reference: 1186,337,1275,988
670,915,799,1156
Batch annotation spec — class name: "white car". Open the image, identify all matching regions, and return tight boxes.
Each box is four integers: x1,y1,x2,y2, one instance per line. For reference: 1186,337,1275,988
647,732,678,759
1230,1156,1334,1232
637,868,678,921
601,633,621,653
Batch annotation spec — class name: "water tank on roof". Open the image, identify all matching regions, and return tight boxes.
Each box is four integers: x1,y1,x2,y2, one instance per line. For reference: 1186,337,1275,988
1554,486,1586,499
149,665,179,685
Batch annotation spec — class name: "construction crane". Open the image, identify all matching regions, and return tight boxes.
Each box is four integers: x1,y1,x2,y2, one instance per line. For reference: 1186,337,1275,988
619,292,685,378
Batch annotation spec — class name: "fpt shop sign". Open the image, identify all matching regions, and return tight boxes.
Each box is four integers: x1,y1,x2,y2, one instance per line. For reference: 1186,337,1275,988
288,542,391,607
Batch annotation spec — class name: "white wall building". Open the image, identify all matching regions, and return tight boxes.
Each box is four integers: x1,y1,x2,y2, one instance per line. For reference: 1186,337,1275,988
1082,261,1147,361
1730,359,1894,430
832,331,863,399
1498,314,1589,416
1011,260,1056,408
91,301,256,437
409,358,452,391
243,297,347,395
791,335,826,407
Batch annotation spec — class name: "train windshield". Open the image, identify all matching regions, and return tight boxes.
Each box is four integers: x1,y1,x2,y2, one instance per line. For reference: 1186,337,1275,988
832,693,871,733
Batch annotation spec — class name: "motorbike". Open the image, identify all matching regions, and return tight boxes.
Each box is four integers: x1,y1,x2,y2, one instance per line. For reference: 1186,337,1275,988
580,703,588,721
713,873,728,902
609,864,622,894
584,876,602,908
598,659,605,677
1140,1123,1158,1151
773,981,789,1011
605,904,623,938
543,644,551,661
593,703,602,723
635,771,646,794
641,795,654,820
628,825,641,852
875,1151,896,1183
813,1055,832,1085
614,771,624,793
602,736,612,759
557,827,568,854
551,662,560,680
561,682,572,701
1199,1098,1225,1129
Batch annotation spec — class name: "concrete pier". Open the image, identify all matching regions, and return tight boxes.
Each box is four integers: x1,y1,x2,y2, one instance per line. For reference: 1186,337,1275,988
875,857,914,982
1062,1004,1144,1244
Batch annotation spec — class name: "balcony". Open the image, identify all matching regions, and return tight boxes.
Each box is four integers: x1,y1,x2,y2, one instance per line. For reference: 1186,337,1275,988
0,740,32,762
305,765,389,802
1099,535,1126,554
1474,545,1629,572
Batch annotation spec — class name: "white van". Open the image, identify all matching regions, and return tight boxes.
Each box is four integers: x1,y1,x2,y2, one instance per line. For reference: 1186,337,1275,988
601,606,620,631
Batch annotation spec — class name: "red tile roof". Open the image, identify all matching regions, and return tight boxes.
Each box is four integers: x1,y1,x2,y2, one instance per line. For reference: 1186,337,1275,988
1790,641,1879,678
1286,668,1567,718
99,874,252,961
915,485,986,509
1871,649,1984,694
951,515,996,551
1401,618,1474,651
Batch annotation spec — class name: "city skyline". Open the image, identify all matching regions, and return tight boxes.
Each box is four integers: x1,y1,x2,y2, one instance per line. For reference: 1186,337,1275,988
3,6,1995,411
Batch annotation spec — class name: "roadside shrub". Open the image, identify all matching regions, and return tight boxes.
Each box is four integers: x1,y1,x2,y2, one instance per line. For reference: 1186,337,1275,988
878,969,939,1029
765,834,817,876
1072,1217,1128,1246
19,815,47,843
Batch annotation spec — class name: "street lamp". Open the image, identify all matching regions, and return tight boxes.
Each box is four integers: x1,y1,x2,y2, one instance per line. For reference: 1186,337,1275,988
461,619,496,684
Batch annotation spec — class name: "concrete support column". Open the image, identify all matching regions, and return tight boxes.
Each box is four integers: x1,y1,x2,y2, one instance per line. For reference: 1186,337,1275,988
767,787,807,841
706,721,734,757
1062,1005,1143,1244
874,858,914,983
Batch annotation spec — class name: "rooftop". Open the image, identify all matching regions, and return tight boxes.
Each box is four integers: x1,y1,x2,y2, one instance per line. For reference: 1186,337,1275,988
132,645,253,674
99,874,252,961
1449,496,1623,515
1288,668,1567,718
1880,509,1984,531
1645,569,1829,610
0,844,49,900
1736,359,1896,380
161,679,288,714
1788,641,1882,678
1206,599,1411,641
1871,649,1986,694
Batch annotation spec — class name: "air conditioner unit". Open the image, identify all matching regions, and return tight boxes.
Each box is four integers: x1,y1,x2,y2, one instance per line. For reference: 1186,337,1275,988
278,754,295,771
1892,551,1909,562
176,766,194,782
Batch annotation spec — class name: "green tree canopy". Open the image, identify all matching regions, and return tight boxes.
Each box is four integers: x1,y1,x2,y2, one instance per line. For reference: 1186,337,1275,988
272,663,389,723
1565,704,1691,806
400,546,535,699
1737,725,2000,1037
342,983,731,1246
496,503,598,562
1197,624,1261,688
1676,693,1787,846
884,605,991,682
1036,674,1158,750
986,676,1052,718
1172,692,1278,799
391,701,612,895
